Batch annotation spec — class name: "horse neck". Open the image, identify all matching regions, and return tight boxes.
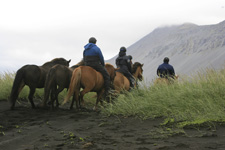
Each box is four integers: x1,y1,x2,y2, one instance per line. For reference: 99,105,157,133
106,66,115,80
132,67,140,79
70,65,79,70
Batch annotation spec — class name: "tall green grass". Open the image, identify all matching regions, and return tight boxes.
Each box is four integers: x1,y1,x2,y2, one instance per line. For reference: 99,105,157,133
0,72,45,101
0,72,15,100
101,67,225,128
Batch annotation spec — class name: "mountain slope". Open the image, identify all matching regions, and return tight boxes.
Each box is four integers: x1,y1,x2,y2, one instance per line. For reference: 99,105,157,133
107,20,225,82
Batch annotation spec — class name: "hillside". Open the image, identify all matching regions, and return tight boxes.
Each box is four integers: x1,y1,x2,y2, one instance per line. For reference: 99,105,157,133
107,20,225,82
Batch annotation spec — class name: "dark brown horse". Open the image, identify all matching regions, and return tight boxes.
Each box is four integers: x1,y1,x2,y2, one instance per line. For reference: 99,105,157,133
113,62,144,93
42,60,84,108
62,63,117,110
9,58,71,109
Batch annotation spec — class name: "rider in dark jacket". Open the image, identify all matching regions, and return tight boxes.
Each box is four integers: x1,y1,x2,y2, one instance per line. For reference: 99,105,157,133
157,57,175,79
83,37,110,96
116,47,135,88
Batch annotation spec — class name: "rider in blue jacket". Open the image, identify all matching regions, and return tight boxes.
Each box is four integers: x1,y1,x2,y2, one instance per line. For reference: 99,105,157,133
83,37,110,97
157,57,175,79
83,39,105,66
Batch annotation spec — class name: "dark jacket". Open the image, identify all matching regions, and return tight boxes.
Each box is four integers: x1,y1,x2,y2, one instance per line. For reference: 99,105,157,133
83,43,105,66
157,62,175,78
116,51,132,73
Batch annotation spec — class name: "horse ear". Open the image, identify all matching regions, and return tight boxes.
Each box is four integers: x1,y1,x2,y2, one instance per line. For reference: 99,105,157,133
115,68,120,71
68,59,71,63
141,63,144,67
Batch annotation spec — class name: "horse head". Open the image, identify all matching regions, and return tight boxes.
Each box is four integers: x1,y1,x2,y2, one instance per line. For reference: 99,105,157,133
132,62,144,81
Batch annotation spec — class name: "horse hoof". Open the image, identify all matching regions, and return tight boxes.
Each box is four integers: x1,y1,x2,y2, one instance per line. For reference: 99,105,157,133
93,106,97,111
38,103,45,107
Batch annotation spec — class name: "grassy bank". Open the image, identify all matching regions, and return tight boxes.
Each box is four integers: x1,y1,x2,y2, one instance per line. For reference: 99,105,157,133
101,67,225,128
1,67,225,128
0,72,51,101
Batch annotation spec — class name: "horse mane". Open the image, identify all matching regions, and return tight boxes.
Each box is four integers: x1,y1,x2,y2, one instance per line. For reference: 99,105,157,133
75,59,85,66
105,63,114,67
50,58,67,63
132,62,142,74
69,59,85,70
42,58,67,66
70,65,79,70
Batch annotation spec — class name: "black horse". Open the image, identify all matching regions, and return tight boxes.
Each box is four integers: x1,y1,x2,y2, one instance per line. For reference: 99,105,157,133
42,60,84,109
9,58,71,109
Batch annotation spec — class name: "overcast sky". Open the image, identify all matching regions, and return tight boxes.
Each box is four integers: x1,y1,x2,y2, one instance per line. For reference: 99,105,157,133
0,0,224,72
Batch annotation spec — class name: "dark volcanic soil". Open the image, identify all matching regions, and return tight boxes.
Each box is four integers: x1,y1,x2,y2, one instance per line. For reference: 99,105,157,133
0,100,225,150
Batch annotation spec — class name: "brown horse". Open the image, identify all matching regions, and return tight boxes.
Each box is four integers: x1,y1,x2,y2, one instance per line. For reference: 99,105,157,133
9,58,71,110
42,60,84,108
113,62,144,92
154,75,179,85
62,63,117,110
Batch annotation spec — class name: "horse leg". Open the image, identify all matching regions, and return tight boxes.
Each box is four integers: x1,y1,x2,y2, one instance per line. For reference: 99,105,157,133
93,94,100,111
50,89,55,109
80,91,85,108
70,90,81,110
43,85,51,107
55,86,64,108
70,92,76,110
93,90,104,111
51,85,58,109
80,87,92,108
28,87,36,109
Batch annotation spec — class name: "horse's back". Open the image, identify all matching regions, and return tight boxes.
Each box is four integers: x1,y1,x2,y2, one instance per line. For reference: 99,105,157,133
78,66,104,90
45,64,70,88
18,65,44,87
154,78,169,85
53,65,72,86
154,75,178,85
79,66,98,78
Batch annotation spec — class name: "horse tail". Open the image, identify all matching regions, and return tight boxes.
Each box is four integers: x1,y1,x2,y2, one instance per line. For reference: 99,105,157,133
62,67,81,105
9,68,25,109
43,68,56,106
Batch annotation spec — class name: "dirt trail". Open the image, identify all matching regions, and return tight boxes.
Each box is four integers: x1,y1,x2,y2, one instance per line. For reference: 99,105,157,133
0,100,225,150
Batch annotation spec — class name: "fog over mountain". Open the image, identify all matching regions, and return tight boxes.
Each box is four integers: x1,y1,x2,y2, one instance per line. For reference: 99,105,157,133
107,20,225,82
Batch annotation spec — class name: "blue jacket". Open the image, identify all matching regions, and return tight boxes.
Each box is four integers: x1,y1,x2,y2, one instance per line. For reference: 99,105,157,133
157,62,175,78
83,43,105,66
